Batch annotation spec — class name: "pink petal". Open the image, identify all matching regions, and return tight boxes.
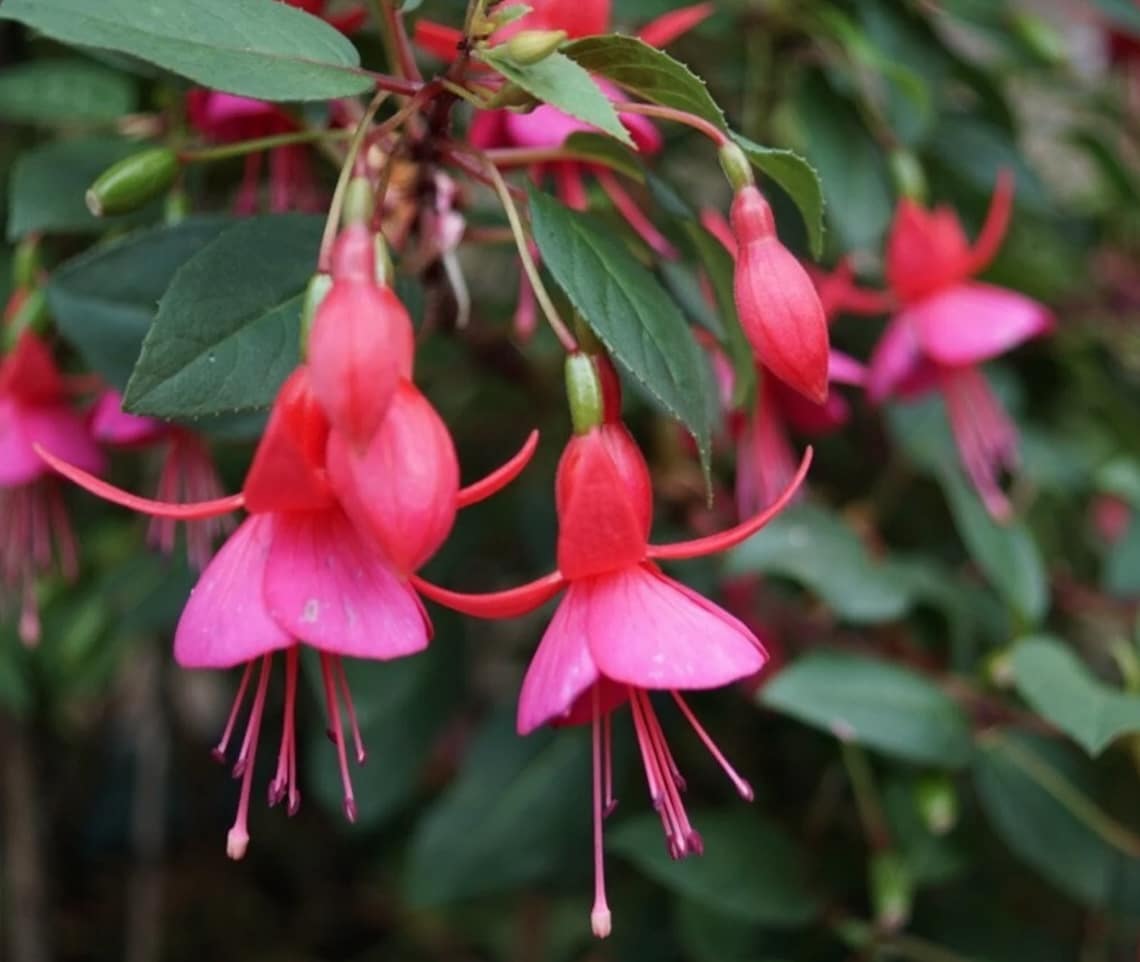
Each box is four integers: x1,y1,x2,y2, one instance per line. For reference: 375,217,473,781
0,398,47,486
504,104,593,148
174,515,293,669
516,584,601,734
583,565,766,690
90,390,165,446
867,314,926,404
908,282,1053,367
263,509,429,660
828,350,867,388
0,401,105,487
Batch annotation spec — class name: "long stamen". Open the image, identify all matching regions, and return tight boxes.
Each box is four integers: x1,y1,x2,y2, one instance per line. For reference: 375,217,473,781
226,653,272,860
320,653,357,823
637,692,700,857
335,658,367,765
590,686,612,938
212,661,255,763
629,689,691,857
671,692,754,801
269,647,300,807
603,711,617,817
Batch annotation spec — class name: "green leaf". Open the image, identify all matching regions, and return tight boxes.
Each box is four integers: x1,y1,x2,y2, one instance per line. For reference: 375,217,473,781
562,34,726,131
404,712,590,904
609,810,819,925
725,504,915,624
563,132,644,181
0,60,136,124
0,0,371,102
974,732,1140,915
48,217,234,390
1012,636,1140,757
940,469,1048,625
7,137,159,240
528,186,714,473
478,48,633,147
123,215,320,418
1105,515,1140,598
730,133,825,258
760,651,973,768
1091,0,1140,35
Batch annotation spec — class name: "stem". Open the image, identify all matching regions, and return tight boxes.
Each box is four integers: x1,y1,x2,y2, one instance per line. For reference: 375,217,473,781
839,741,892,852
180,128,354,164
610,101,728,147
478,156,577,353
376,0,422,82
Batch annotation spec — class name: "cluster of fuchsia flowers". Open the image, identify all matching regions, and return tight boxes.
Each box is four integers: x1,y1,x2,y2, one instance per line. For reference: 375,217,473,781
0,0,1054,939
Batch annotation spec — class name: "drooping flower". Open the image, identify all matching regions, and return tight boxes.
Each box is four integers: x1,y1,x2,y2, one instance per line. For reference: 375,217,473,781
40,363,536,856
867,174,1054,520
0,328,104,645
415,354,810,938
90,390,233,571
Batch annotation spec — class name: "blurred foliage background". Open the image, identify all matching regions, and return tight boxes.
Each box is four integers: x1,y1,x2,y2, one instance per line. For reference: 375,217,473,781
5,1,1140,960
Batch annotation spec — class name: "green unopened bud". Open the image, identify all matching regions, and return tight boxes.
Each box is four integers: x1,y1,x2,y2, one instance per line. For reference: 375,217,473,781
505,29,567,65
374,234,395,286
86,147,179,217
565,352,604,436
164,189,190,225
1010,11,1067,67
3,288,49,348
342,176,375,228
915,773,958,836
889,149,926,203
486,82,539,111
12,237,41,290
870,851,913,933
299,272,333,355
718,141,754,193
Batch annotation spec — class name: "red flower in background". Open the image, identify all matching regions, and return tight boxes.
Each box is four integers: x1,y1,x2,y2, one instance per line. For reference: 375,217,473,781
867,174,1053,520
0,326,103,644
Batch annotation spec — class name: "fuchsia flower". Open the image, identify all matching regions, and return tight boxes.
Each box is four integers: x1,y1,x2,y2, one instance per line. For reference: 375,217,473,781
0,327,104,644
415,355,810,938
867,174,1054,520
90,390,232,570
40,226,537,857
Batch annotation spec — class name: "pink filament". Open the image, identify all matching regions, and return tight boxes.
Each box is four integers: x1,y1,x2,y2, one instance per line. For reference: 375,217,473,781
671,692,754,801
269,647,301,815
319,653,359,823
226,654,272,860
590,687,612,938
940,366,1019,521
212,661,255,763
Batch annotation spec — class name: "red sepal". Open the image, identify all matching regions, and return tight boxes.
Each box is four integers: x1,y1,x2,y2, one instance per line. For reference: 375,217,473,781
412,570,567,619
637,2,712,48
457,430,539,508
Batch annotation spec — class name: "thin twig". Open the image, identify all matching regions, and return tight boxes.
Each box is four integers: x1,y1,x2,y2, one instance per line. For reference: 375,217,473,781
180,128,353,164
610,100,728,147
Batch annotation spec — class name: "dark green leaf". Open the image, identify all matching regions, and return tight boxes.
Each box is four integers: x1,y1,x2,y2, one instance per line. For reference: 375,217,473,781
48,217,234,390
563,132,644,181
760,651,973,768
730,133,825,258
1012,635,1140,756
0,60,136,124
974,732,1140,915
0,0,371,102
528,187,714,472
725,504,916,624
609,809,819,925
478,48,633,147
404,712,590,904
123,215,320,418
563,34,726,131
7,137,159,240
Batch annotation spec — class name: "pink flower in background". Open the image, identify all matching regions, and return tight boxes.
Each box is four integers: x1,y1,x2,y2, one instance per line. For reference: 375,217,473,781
416,358,810,939
90,391,233,571
867,174,1054,520
0,327,104,645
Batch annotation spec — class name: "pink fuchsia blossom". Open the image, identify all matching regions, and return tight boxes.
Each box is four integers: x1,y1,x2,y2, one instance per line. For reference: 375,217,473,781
90,390,233,571
415,361,810,938
867,174,1054,520
0,328,103,645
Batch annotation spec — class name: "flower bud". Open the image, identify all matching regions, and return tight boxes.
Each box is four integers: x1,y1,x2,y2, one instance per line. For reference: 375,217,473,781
341,176,374,228
299,272,333,352
717,141,754,193
914,773,958,835
870,851,913,933
327,382,460,574
86,147,179,217
565,353,604,436
12,237,41,290
2,288,49,349
486,83,540,111
889,149,927,203
730,186,829,404
505,29,568,65
307,226,415,447
555,422,653,579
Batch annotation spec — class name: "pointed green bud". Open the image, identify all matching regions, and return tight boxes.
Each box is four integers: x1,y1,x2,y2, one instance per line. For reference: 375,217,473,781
86,147,179,217
565,352,604,436
914,773,958,835
889,149,926,203
12,237,41,291
486,82,539,111
718,141,754,193
164,189,190,225
870,851,913,933
3,288,49,348
505,29,568,65
299,272,333,357
342,176,375,229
